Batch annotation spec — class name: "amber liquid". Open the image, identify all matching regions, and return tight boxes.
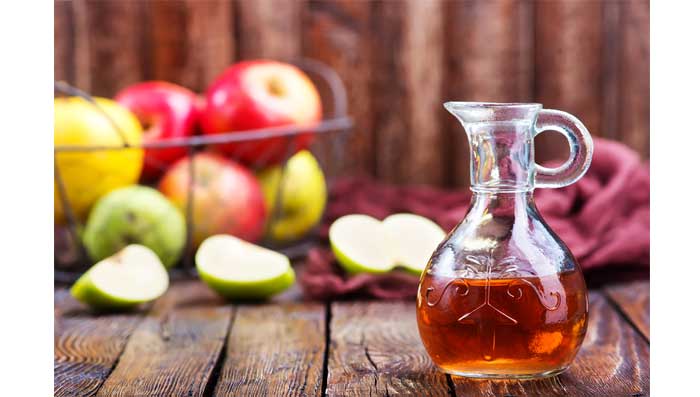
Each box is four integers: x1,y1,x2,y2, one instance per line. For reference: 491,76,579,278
417,270,587,378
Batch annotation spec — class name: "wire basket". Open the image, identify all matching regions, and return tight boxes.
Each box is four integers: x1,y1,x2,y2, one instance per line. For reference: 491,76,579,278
54,59,353,282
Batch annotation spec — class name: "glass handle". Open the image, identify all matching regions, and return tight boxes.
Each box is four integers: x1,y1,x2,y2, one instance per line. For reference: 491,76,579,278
534,109,594,189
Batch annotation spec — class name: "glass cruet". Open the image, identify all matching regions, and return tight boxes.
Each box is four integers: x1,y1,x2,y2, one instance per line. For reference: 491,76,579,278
417,102,594,379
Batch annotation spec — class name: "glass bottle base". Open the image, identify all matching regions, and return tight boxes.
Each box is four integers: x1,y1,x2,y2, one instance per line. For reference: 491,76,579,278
438,365,569,380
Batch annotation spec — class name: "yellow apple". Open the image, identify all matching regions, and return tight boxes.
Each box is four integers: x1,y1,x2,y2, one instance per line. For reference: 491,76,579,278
257,150,326,243
54,97,144,223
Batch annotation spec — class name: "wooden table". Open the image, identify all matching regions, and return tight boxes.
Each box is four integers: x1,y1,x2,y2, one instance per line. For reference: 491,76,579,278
54,280,649,396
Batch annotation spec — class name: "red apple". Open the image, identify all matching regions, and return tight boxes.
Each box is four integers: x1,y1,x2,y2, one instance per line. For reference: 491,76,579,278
115,81,199,181
158,153,267,247
200,60,322,166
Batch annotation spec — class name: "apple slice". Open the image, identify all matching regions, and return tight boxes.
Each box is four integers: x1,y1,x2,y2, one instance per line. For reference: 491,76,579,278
70,245,169,310
382,213,446,275
195,234,295,300
329,213,446,275
329,214,396,274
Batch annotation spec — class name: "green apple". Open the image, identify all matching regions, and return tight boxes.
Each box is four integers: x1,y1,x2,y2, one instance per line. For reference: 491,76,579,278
195,234,295,300
70,245,169,310
382,214,446,275
257,150,326,243
329,213,446,275
82,185,186,268
329,214,396,274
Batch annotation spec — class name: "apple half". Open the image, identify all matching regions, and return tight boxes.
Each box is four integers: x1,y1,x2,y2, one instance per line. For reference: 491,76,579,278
70,245,169,310
382,214,446,275
195,234,295,300
329,213,446,276
328,214,396,274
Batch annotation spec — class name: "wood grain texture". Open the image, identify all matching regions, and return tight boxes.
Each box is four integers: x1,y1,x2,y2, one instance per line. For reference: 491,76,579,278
372,0,446,185
149,0,235,91
605,281,650,341
55,315,141,397
600,0,649,159
617,0,649,158
534,0,604,163
213,303,326,396
54,289,142,397
55,0,74,84
444,0,534,186
303,0,374,175
451,291,649,396
96,281,232,397
327,301,452,396
55,281,649,396
82,0,149,96
401,0,446,186
236,0,301,60
69,0,91,91
600,0,621,141
368,1,406,185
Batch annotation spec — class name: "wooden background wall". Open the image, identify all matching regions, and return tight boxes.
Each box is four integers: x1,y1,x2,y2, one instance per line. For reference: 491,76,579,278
54,0,649,187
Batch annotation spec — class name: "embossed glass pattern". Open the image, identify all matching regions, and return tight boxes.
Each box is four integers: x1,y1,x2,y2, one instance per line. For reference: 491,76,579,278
417,102,593,379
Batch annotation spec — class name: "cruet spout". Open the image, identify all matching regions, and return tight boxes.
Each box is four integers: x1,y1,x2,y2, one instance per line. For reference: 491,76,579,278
443,102,593,191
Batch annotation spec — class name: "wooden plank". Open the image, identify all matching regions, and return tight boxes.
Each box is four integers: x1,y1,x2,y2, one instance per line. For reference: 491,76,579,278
236,0,302,60
617,0,650,158
600,0,649,157
54,0,74,84
451,291,649,396
213,303,326,396
372,0,447,185
82,0,149,96
534,0,604,163
303,0,374,175
605,281,650,341
366,1,405,184
96,281,232,397
600,0,621,141
149,0,235,91
70,0,92,91
54,289,142,397
400,0,445,186
327,301,452,396
444,0,534,187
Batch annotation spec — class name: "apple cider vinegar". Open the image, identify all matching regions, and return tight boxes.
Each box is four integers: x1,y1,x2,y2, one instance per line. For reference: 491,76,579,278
417,270,587,377
417,102,594,378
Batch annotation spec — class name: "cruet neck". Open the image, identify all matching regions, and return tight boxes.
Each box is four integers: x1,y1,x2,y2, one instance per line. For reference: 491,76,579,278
445,102,542,193
467,191,534,219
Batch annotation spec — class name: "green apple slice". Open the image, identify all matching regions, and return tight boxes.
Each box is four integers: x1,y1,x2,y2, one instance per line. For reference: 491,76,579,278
382,213,446,275
70,244,169,310
329,214,396,274
195,234,295,300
